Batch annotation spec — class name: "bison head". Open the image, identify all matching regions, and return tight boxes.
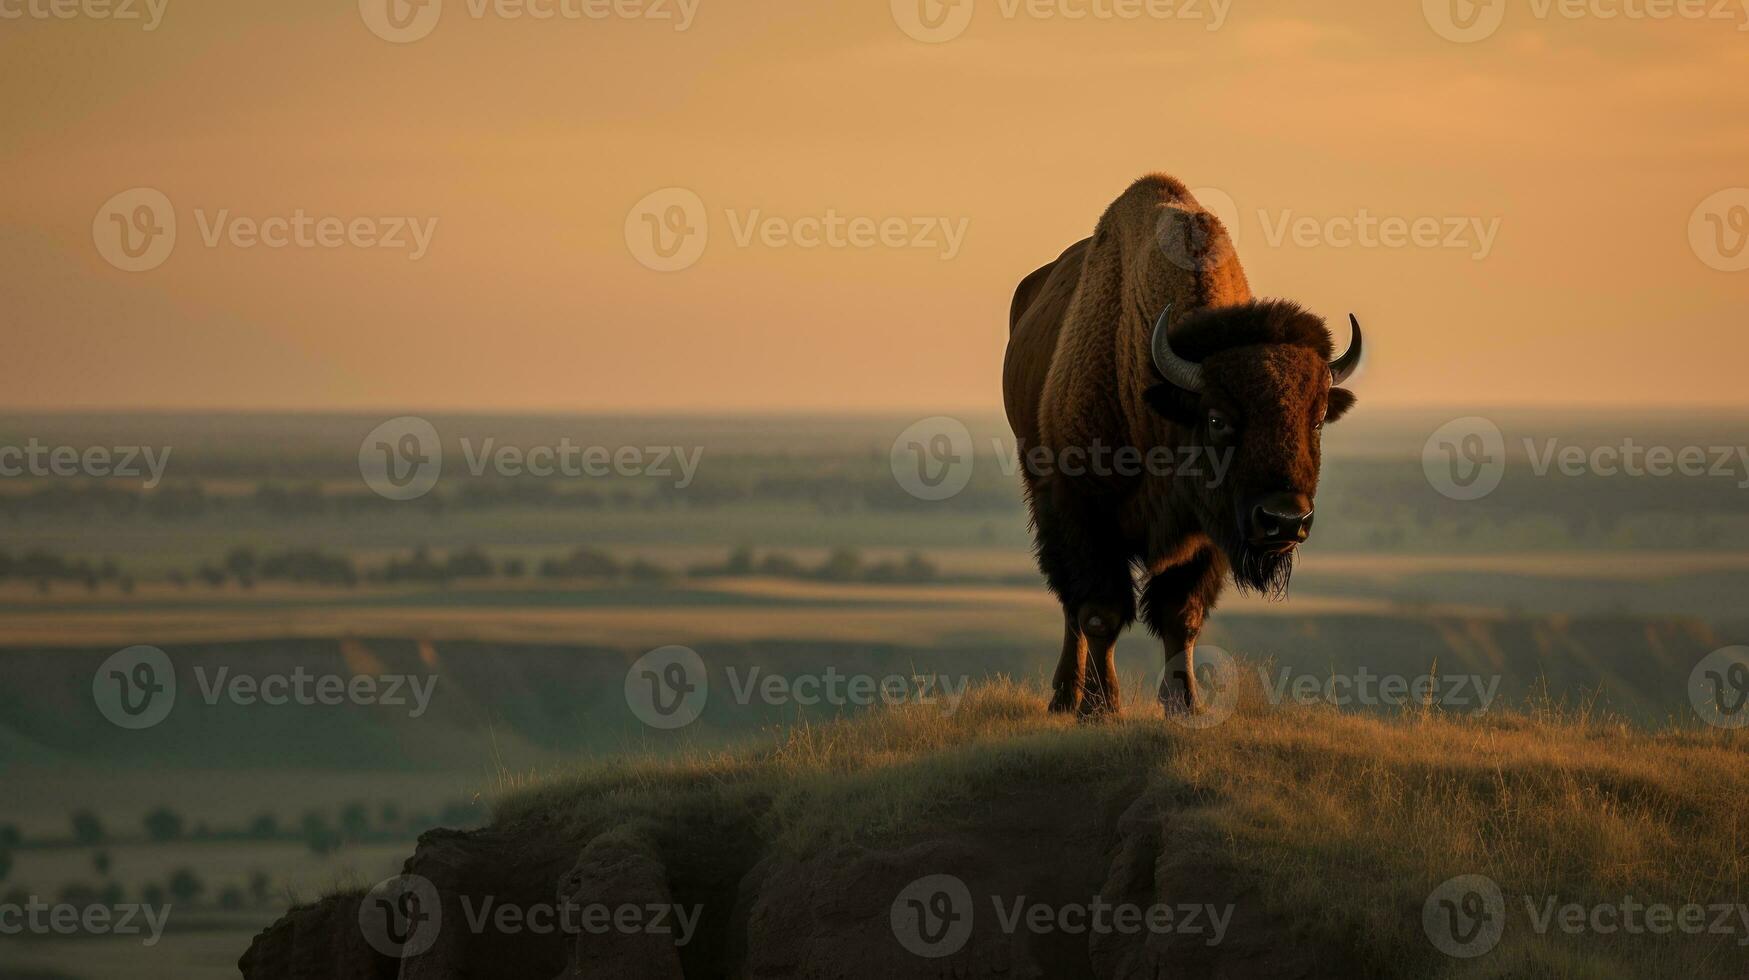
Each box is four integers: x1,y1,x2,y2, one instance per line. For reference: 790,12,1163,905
1142,300,1362,596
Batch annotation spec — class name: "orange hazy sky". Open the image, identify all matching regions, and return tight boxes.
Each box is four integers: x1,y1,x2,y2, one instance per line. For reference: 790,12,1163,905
4,0,1746,412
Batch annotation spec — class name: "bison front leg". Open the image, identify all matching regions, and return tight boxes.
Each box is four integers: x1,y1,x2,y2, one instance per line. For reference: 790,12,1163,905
1141,546,1224,715
1030,480,1134,715
1048,610,1087,713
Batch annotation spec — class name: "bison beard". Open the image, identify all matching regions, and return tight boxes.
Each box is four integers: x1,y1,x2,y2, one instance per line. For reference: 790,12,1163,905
1002,173,1363,715
1231,539,1296,599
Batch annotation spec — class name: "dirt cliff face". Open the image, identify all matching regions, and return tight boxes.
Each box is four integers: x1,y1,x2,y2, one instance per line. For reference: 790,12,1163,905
237,781,1322,980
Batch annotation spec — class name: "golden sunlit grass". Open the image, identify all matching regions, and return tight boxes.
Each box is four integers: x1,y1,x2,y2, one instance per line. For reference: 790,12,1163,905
493,667,1747,978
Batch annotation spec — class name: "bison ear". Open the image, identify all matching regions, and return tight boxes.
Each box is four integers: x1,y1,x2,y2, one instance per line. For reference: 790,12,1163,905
1144,382,1202,426
1324,387,1357,424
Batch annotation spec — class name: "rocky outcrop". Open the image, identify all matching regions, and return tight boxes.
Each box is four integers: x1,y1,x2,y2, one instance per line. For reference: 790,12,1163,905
238,779,1333,980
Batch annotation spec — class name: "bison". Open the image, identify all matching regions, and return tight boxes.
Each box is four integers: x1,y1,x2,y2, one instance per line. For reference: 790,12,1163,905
1002,174,1363,715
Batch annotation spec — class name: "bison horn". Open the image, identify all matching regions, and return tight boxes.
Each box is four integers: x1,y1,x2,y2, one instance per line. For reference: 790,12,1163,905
1330,313,1363,385
1149,304,1205,392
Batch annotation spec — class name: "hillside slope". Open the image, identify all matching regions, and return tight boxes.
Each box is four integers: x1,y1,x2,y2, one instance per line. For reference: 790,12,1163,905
237,674,1747,979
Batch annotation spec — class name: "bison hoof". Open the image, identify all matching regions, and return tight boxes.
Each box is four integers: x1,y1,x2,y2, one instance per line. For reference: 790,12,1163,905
1047,688,1081,713
1159,693,1200,716
1077,697,1119,719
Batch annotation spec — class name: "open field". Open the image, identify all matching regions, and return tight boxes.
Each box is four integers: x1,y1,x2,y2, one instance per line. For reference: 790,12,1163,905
4,412,1747,977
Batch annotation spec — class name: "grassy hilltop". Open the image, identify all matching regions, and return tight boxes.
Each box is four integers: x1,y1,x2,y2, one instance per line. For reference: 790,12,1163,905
245,670,1748,980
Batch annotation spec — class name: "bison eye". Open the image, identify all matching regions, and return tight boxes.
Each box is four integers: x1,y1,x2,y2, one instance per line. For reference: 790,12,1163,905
1206,412,1233,439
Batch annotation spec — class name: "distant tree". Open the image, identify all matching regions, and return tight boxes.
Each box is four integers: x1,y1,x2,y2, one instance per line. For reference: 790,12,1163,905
247,813,279,839
140,882,167,907
625,559,673,584
0,850,12,883
218,885,246,910
167,867,204,907
0,824,19,848
757,553,804,578
444,547,494,580
725,545,755,575
70,810,104,845
500,557,526,578
224,547,258,581
248,870,272,906
339,802,370,840
901,551,937,583
813,547,862,582
300,812,340,855
92,850,112,877
143,807,184,842
379,802,401,828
